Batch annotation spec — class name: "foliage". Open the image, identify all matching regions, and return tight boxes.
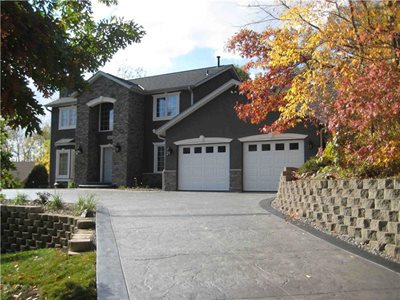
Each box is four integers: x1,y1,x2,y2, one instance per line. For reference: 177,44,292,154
1,0,145,134
6,124,50,162
227,0,400,177
76,194,97,214
0,193,5,200
0,118,20,188
68,180,75,189
297,156,327,176
234,65,250,81
36,192,51,205
13,193,29,205
37,138,50,173
1,249,96,300
47,193,63,210
25,164,49,188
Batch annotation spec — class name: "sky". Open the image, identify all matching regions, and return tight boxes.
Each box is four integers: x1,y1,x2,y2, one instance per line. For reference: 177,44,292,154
39,0,279,123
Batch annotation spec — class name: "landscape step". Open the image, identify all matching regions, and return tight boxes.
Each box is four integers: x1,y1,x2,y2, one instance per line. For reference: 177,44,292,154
76,219,96,229
69,239,94,252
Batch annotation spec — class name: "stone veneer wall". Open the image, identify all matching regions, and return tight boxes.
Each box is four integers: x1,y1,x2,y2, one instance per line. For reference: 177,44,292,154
1,205,81,253
275,170,400,261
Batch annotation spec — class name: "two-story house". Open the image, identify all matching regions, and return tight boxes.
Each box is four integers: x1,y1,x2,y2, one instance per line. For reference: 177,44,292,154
46,64,320,191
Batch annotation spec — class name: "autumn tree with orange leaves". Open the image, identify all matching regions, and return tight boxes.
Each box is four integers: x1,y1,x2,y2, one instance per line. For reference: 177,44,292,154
228,0,400,177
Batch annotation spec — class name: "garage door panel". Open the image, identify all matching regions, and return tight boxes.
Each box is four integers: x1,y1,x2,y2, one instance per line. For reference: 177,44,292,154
243,140,304,191
178,144,230,191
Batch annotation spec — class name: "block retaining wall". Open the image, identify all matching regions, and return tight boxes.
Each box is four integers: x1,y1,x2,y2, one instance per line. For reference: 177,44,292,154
275,169,400,261
1,205,84,253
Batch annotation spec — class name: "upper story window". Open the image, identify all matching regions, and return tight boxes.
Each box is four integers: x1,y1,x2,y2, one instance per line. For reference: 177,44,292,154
59,106,76,130
99,103,114,131
153,93,180,121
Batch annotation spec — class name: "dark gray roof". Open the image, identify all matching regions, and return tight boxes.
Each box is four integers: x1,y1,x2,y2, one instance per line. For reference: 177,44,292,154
129,65,233,92
45,97,76,107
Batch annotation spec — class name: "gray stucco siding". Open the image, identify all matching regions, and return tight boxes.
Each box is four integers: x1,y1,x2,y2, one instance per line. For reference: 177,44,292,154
49,107,76,186
164,87,320,190
193,69,239,103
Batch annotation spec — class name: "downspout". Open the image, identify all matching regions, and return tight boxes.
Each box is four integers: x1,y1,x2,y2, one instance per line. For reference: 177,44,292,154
188,86,194,106
153,129,165,141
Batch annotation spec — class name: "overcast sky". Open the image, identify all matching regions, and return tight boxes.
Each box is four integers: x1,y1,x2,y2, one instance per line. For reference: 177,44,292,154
39,0,278,123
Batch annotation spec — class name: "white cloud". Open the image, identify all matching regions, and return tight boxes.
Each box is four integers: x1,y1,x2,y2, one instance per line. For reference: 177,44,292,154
92,0,276,76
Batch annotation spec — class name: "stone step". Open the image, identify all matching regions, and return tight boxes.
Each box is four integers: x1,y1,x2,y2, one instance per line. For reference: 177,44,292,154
76,219,96,229
69,239,94,252
68,250,82,256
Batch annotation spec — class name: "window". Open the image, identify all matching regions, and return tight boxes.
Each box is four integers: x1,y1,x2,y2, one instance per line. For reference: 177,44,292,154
275,143,285,151
262,144,271,151
248,144,257,152
59,106,76,129
56,149,71,180
206,146,214,153
194,147,202,154
290,142,299,150
153,143,165,173
183,147,190,154
218,146,226,153
99,103,114,131
153,93,179,120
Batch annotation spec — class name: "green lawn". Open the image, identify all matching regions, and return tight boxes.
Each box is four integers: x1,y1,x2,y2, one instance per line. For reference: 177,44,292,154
1,249,96,300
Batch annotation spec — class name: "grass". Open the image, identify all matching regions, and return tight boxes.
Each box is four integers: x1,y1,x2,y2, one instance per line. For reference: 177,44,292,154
47,193,63,210
1,248,96,300
76,194,97,214
12,193,29,205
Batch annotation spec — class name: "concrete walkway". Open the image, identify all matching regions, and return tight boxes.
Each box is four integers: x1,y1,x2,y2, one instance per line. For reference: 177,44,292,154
96,191,400,300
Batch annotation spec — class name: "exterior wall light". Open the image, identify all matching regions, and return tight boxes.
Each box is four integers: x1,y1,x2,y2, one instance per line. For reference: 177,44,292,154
76,145,83,155
308,140,314,150
114,143,121,153
166,146,173,156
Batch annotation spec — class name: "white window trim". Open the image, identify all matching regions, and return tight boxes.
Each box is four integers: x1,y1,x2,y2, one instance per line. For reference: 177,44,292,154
86,96,116,107
98,103,114,132
58,106,76,130
100,144,113,182
152,92,180,121
55,149,71,181
153,142,165,174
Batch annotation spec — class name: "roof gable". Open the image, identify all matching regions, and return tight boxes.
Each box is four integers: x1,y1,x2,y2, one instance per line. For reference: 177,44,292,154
155,79,241,137
129,65,238,92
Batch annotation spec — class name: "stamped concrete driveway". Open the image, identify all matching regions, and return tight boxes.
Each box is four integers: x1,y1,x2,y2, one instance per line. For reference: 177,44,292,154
96,191,400,300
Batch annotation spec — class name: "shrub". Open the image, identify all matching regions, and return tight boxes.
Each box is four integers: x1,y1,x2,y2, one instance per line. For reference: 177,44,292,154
68,181,75,188
47,194,63,210
25,164,48,188
76,194,97,214
13,193,28,205
36,192,51,205
297,156,328,175
0,193,5,200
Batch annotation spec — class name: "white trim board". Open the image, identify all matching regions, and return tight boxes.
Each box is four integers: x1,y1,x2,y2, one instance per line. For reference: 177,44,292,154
58,106,77,130
100,144,113,183
239,133,308,142
175,136,233,146
153,142,165,174
152,92,180,121
87,96,116,107
155,79,240,137
55,149,71,181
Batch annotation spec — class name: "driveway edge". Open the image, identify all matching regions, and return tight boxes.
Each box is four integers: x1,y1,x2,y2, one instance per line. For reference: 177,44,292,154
96,205,130,300
259,198,400,274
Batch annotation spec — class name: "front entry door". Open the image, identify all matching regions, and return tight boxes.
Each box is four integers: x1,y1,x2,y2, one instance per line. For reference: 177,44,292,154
101,146,113,183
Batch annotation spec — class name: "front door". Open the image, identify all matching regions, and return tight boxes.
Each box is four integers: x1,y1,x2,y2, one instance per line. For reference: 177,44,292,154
101,146,113,183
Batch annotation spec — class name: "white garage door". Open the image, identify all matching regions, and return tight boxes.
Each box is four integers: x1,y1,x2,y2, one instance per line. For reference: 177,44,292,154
243,140,304,191
178,144,230,191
